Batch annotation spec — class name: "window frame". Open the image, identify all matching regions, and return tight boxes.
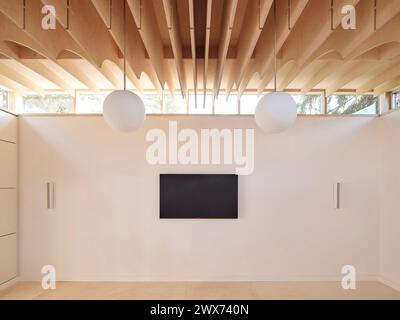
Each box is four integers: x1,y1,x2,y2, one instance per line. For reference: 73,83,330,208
12,89,385,117
0,87,10,111
392,91,400,110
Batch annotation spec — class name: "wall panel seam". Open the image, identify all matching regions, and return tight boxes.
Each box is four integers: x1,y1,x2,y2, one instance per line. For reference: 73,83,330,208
0,139,16,145
0,232,16,238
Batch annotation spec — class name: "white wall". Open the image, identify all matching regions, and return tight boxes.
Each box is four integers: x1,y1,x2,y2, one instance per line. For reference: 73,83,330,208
18,115,380,281
378,111,400,290
0,110,18,285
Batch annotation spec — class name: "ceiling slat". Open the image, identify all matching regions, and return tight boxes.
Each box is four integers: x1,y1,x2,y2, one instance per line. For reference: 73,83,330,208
315,0,400,60
239,0,309,95
0,74,27,95
358,63,400,94
203,0,212,106
0,0,24,29
43,0,121,89
19,59,75,93
128,0,173,92
347,14,400,60
188,0,197,107
374,75,400,96
270,0,360,92
0,62,44,94
301,61,341,93
57,59,100,92
225,0,273,97
162,0,188,102
0,9,98,91
213,0,238,102
326,61,375,96
92,0,156,93
0,0,398,95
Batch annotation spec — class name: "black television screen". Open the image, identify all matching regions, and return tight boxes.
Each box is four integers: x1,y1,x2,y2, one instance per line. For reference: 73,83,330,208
160,174,238,219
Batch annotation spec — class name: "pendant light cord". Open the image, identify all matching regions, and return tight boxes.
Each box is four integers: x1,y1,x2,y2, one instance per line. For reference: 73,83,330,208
123,0,127,91
273,0,277,92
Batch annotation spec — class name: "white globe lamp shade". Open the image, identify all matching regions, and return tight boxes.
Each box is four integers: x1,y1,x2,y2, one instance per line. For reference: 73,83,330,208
103,90,146,132
255,92,297,133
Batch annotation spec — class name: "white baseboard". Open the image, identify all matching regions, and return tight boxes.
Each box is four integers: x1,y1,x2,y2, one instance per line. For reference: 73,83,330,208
18,273,379,283
378,276,400,292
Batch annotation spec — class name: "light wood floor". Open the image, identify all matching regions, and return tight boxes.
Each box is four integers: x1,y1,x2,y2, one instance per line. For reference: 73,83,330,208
1,281,400,300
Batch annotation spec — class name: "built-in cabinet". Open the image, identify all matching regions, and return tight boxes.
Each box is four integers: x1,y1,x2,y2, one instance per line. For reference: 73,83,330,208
0,110,17,285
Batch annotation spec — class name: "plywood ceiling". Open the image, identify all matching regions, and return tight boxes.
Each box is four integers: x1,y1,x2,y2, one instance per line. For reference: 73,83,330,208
0,0,399,102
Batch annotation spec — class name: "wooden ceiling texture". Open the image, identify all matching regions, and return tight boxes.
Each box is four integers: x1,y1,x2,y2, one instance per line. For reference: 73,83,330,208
0,0,399,103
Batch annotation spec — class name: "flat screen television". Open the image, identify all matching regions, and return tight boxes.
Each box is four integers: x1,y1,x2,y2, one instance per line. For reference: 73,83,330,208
160,174,238,219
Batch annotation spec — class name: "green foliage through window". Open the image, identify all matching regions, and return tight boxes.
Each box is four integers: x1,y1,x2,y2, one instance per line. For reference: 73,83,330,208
76,93,108,113
328,95,379,115
292,94,323,114
164,93,187,113
143,93,161,114
22,94,74,113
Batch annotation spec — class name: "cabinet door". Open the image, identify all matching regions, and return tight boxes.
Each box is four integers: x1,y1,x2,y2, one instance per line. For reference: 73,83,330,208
0,142,17,188
0,189,17,236
0,111,17,143
0,234,17,284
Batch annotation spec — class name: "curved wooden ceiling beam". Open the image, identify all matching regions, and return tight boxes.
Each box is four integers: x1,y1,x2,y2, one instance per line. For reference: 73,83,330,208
301,60,341,93
91,0,157,92
252,0,308,93
203,0,212,105
314,0,400,61
272,0,359,92
0,41,75,93
57,59,100,92
0,9,56,60
0,41,19,60
224,0,273,98
237,61,255,97
188,0,197,107
347,14,400,60
358,63,400,94
278,0,400,92
39,0,119,67
374,75,400,96
24,0,85,59
162,0,188,102
0,7,99,91
256,58,288,95
19,59,75,93
0,2,102,91
0,61,44,94
127,0,172,92
41,0,122,89
0,74,27,95
325,61,376,96
213,0,238,101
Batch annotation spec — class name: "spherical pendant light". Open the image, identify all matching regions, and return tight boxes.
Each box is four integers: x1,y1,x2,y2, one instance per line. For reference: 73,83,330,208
103,90,146,132
102,0,146,132
255,92,297,133
254,0,297,133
